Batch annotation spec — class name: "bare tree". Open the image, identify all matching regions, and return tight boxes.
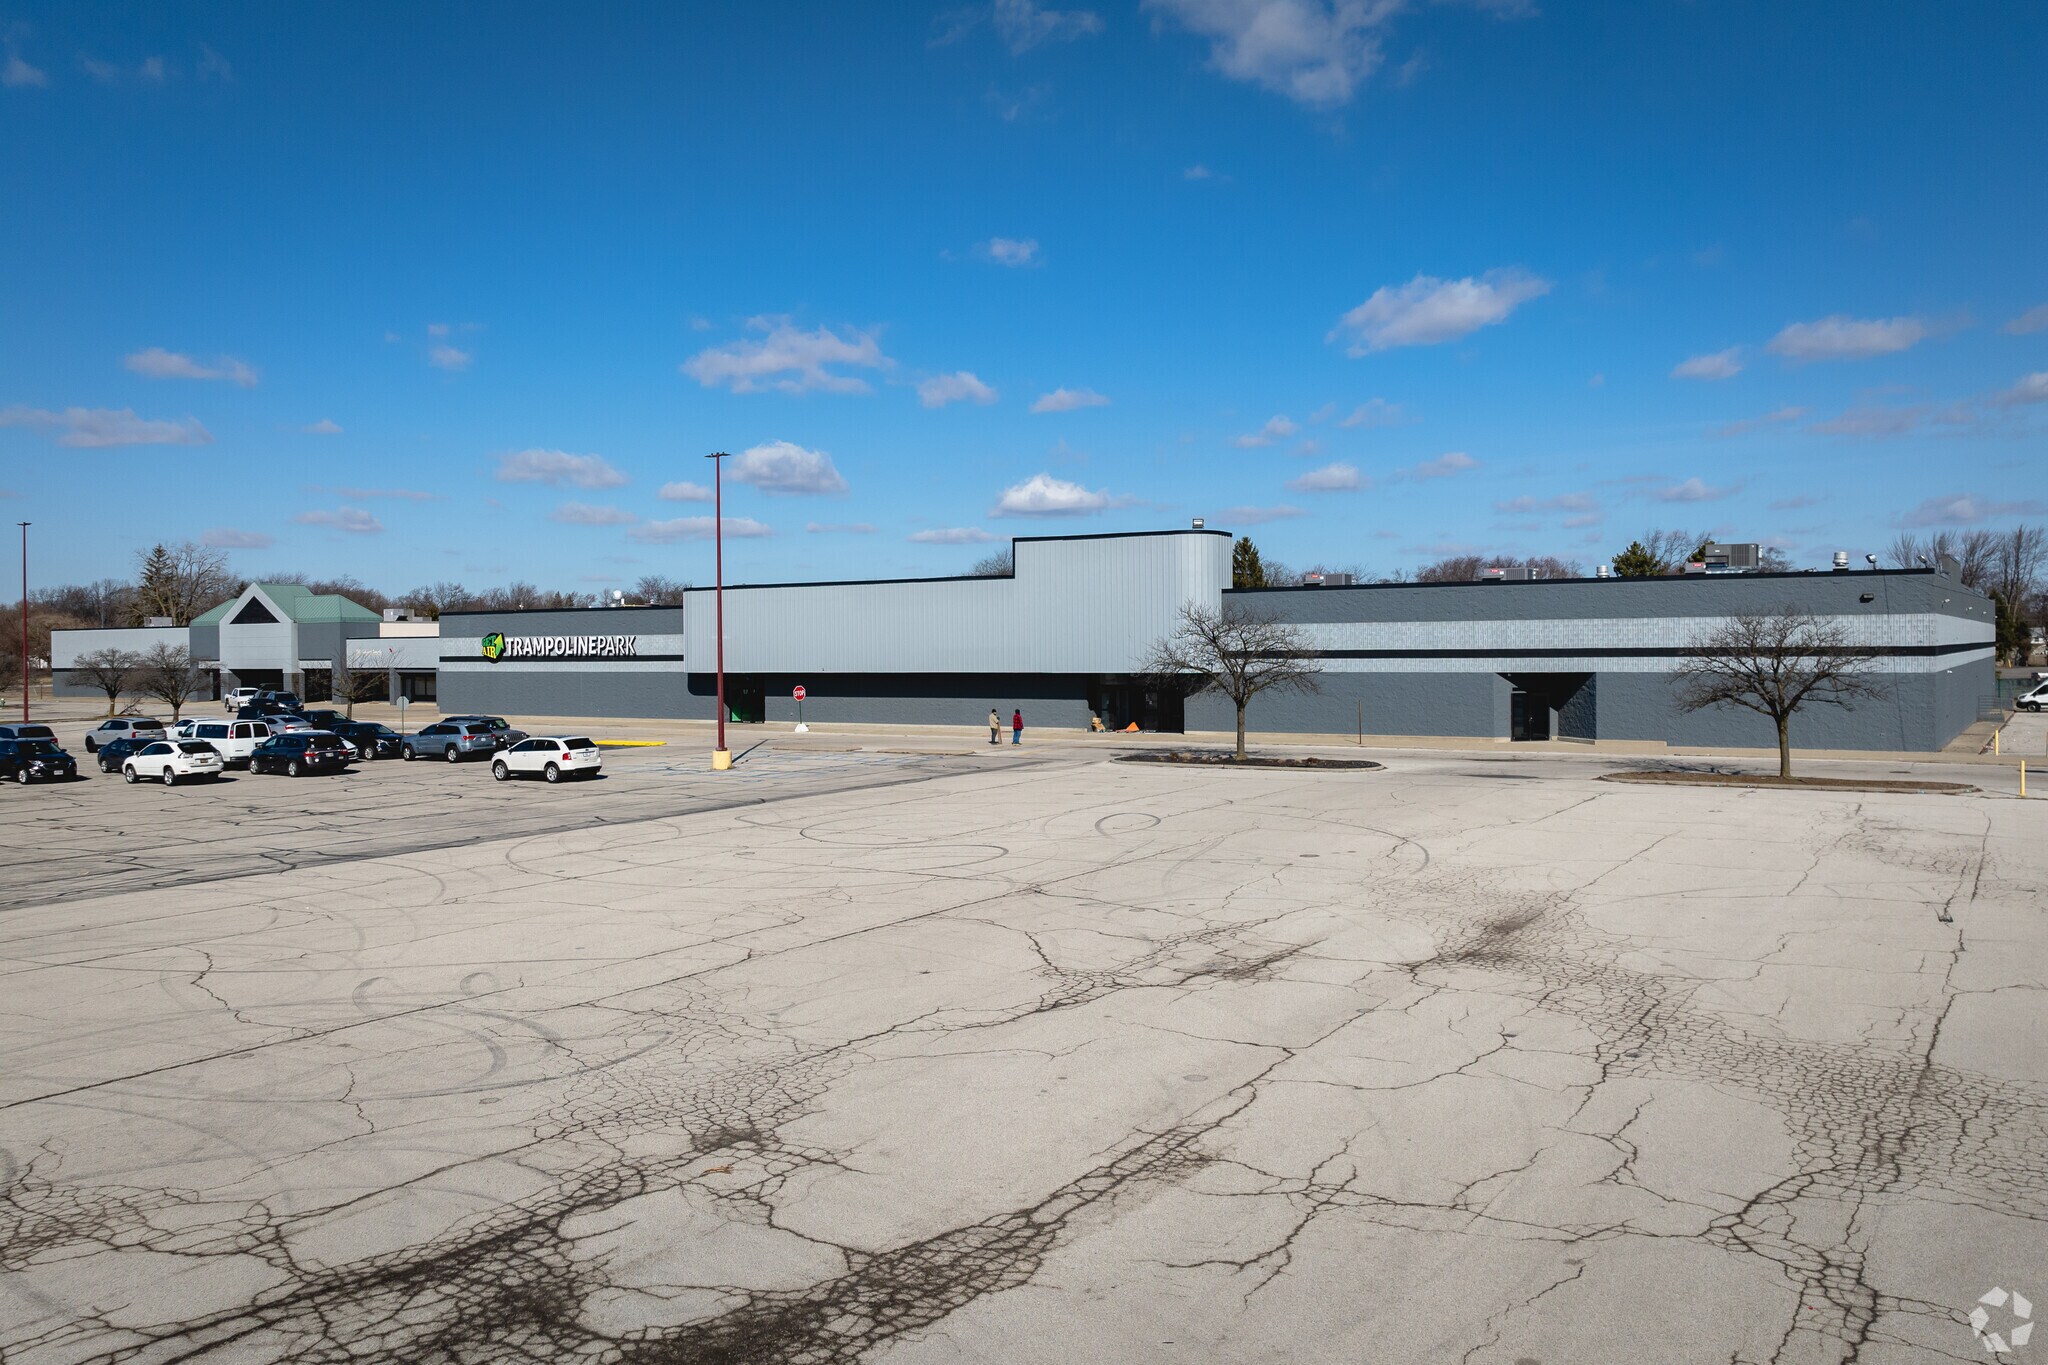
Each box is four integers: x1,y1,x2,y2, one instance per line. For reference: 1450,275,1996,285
1991,524,2047,617
133,643,207,722
133,541,236,625
335,647,396,718
72,648,141,717
631,574,691,605
1142,601,1322,759
1672,608,1884,779
967,547,1014,577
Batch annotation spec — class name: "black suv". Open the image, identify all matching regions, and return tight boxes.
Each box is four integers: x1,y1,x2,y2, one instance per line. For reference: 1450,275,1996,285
249,732,350,776
0,737,78,784
332,721,402,759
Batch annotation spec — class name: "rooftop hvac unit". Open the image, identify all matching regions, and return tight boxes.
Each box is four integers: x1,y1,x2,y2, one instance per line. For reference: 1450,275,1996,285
382,608,422,622
1480,566,1534,582
1700,541,1761,572
1832,551,1850,571
1301,572,1355,587
144,616,174,628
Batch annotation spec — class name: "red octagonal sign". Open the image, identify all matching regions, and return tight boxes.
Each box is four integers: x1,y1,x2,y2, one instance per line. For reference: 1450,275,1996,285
793,685,807,701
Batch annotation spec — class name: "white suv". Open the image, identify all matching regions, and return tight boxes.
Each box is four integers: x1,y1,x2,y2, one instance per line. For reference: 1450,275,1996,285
491,736,604,783
123,740,226,785
83,717,167,752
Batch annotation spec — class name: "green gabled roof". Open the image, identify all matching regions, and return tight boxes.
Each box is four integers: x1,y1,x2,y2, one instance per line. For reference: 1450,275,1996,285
194,583,382,626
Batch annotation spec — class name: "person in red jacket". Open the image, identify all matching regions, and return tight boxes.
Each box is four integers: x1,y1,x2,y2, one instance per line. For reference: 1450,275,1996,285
1011,709,1023,745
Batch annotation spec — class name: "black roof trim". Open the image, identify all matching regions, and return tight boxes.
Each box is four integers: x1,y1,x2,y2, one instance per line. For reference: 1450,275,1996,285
1008,528,1231,544
1228,566,1949,594
439,604,686,619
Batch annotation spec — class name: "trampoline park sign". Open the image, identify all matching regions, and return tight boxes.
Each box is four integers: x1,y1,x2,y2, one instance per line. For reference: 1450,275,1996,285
479,631,640,662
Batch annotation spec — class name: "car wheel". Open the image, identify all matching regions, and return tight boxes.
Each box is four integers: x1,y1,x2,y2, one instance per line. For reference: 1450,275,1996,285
544,762,561,783
14,769,29,785
287,759,303,777
402,745,416,761
162,768,177,787
84,737,98,752
445,746,460,763
492,760,509,781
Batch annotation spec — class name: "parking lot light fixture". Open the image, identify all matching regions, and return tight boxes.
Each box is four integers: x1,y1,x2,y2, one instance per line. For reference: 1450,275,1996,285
707,451,731,772
17,522,28,723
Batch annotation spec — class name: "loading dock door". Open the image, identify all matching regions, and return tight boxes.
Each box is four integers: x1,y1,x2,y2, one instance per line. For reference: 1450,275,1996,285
1510,690,1550,741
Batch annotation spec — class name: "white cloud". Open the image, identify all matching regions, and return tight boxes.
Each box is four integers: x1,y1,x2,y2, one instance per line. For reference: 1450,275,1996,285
426,322,451,338
1809,405,1929,438
1900,494,2048,528
201,527,272,550
123,347,259,387
628,516,773,543
984,237,1041,267
730,440,849,496
428,344,472,371
294,506,384,534
1028,386,1110,413
3,42,48,88
0,405,212,448
1217,504,1304,524
1339,397,1407,428
1670,347,1742,381
2004,303,2048,335
1330,270,1550,354
1408,450,1478,479
1494,492,1597,515
994,0,1103,51
1710,405,1807,439
1766,314,1925,362
316,486,439,501
909,527,997,544
1143,0,1402,108
196,44,231,81
137,55,166,82
681,318,891,395
1232,414,1298,448
918,371,1000,408
657,480,714,502
992,472,1110,516
495,449,629,489
551,501,638,526
302,418,343,435
1286,462,1363,493
1184,163,1219,180
1997,371,2048,405
805,521,878,534
1652,476,1734,503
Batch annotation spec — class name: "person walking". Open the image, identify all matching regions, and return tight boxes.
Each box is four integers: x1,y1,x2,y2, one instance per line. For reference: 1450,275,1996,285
987,708,1000,746
1011,708,1023,745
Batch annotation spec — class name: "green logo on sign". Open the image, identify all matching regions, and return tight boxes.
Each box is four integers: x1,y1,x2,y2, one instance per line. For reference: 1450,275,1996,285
480,631,506,662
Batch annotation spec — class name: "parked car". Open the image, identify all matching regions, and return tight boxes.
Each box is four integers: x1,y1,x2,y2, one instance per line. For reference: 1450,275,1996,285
257,690,304,712
443,715,528,749
0,723,58,742
265,715,316,734
248,733,350,776
2019,682,2048,713
492,736,604,783
0,737,78,783
223,687,262,712
301,709,348,730
402,721,503,763
122,740,225,785
333,721,402,760
83,717,167,752
93,736,155,774
181,718,272,767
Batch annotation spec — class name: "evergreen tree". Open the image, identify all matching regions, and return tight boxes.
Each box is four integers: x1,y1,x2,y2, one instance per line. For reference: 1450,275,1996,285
1990,589,2028,666
1611,541,1662,578
1232,536,1267,589
135,544,176,621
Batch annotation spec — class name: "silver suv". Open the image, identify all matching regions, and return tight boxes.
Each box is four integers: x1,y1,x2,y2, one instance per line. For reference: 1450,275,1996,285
401,721,501,763
83,717,167,752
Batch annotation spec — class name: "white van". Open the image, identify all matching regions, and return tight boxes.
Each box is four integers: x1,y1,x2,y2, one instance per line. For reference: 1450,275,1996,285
185,718,272,767
2019,682,2048,713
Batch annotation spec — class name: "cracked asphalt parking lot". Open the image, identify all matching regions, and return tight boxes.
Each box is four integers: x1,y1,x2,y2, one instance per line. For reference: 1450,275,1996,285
1,747,2042,1364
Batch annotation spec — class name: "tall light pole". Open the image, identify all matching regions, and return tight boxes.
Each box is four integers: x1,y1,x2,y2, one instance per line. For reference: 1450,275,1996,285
707,452,732,771
16,522,28,722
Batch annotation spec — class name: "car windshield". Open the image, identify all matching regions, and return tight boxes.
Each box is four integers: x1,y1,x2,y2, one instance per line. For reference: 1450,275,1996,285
359,724,396,737
470,718,509,730
13,726,54,740
178,742,216,754
20,740,61,755
564,737,597,749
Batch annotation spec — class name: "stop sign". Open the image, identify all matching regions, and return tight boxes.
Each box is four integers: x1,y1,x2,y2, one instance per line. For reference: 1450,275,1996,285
793,685,807,701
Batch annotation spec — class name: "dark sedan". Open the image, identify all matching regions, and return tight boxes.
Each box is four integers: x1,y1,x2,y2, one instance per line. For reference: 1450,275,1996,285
332,721,403,759
93,736,156,774
248,733,350,777
0,738,79,784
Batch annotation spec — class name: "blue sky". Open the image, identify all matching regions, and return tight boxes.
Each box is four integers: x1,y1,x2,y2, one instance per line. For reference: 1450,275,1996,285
4,1,2045,593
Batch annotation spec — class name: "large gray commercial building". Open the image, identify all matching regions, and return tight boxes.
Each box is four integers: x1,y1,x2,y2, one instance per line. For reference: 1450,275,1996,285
53,529,1995,751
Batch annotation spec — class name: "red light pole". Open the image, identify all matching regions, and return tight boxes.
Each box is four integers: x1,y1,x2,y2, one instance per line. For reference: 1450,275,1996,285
707,452,732,770
16,522,27,723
